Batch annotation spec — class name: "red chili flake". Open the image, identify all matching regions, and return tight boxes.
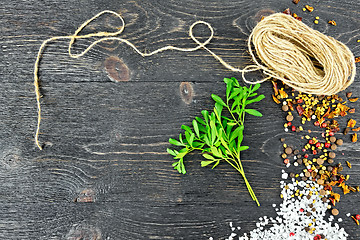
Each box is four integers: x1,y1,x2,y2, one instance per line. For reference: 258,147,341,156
356,214,360,220
304,154,309,158
313,150,317,155
353,127,360,132
305,5,314,12
316,142,321,148
352,133,358,143
314,234,321,240
340,111,347,117
328,20,337,26
308,169,312,172
290,232,295,237
324,142,330,148
321,132,326,138
296,105,304,116
288,122,292,126
284,159,290,164
297,99,303,104
329,131,334,136
314,121,320,126
288,101,294,111
322,107,331,118
291,126,296,131
300,208,304,212
309,139,314,144
283,8,291,15
302,148,306,152
321,122,327,128
272,94,281,104
272,81,279,96
329,198,336,206
347,119,357,128
351,216,360,225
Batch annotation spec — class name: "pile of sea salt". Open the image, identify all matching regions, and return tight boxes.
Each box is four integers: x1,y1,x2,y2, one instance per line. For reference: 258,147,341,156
224,171,348,240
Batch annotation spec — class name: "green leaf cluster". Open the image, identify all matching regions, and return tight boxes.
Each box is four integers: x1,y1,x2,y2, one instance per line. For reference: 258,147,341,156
167,78,264,206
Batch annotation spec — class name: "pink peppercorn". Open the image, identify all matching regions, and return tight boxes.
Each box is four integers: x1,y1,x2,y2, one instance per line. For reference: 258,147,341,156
290,232,295,236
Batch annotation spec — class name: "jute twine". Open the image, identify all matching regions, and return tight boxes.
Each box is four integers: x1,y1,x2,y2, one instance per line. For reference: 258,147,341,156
33,10,356,149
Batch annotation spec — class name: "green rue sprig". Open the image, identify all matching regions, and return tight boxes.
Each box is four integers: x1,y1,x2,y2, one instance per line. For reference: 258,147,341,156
167,77,265,206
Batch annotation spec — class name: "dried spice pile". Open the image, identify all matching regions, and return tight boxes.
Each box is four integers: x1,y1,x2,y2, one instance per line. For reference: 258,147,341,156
224,82,359,240
273,80,359,221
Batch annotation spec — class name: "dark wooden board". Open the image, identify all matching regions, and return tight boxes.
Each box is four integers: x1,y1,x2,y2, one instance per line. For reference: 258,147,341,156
1,0,359,239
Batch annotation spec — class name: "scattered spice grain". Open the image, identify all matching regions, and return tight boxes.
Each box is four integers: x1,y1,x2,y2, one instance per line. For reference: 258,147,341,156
352,133,358,142
305,5,314,12
328,20,337,26
332,208,339,216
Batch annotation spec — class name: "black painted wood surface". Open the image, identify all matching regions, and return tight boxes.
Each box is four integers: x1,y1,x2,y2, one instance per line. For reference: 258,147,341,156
1,0,359,239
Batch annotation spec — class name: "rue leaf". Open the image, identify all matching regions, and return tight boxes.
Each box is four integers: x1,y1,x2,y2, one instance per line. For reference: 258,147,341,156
168,77,265,206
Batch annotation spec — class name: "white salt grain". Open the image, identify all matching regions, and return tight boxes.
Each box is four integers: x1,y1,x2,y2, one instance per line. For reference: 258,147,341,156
226,169,348,240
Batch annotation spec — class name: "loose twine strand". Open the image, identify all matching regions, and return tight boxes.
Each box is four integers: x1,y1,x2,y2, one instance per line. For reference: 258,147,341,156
34,10,356,150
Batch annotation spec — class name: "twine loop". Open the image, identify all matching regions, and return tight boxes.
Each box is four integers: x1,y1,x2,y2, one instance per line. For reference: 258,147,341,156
33,11,356,150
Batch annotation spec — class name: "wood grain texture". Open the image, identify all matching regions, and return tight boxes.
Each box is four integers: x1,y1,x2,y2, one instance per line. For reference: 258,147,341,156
1,0,360,239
